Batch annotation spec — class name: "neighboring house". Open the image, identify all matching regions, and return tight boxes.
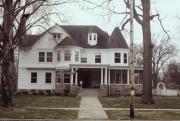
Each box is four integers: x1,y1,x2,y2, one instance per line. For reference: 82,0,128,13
18,24,143,96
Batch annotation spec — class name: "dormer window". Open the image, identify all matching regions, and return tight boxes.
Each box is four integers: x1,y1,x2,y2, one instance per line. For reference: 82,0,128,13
94,34,97,40
89,35,92,40
88,33,97,46
53,33,61,39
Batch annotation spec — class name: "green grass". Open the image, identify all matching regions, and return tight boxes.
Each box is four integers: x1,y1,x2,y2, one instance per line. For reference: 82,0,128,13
99,96,180,109
0,108,78,119
106,110,180,120
14,95,81,108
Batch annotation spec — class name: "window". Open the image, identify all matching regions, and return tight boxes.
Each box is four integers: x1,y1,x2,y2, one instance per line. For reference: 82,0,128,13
64,74,70,83
124,53,127,64
57,34,60,38
95,53,101,63
47,52,53,62
94,34,97,40
134,70,143,84
110,70,127,84
75,51,79,62
81,58,87,63
45,73,51,83
114,53,121,63
31,72,37,83
89,35,92,40
64,50,71,61
39,52,45,62
57,72,62,83
53,34,56,39
57,50,61,61
53,33,61,39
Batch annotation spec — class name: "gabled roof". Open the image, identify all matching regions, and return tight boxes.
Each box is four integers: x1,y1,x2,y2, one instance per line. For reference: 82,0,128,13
107,27,129,49
56,36,80,47
19,25,128,49
19,29,49,48
19,35,42,48
60,25,109,48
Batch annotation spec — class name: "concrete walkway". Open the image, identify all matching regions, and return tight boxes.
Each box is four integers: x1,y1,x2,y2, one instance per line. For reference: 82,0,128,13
78,89,108,119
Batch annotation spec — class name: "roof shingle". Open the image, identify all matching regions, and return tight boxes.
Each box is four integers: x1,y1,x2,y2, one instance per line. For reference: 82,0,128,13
107,27,129,49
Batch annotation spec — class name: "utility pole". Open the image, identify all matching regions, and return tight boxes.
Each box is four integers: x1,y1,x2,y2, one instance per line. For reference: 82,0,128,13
129,0,135,119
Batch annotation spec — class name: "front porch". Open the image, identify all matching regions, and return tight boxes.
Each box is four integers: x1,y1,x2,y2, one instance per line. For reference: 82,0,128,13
55,64,143,96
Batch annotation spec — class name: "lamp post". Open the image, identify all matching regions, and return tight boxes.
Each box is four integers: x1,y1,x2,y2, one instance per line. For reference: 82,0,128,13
129,0,135,119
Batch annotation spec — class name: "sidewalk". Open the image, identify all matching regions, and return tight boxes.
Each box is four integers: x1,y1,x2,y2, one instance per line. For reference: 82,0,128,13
23,107,180,111
78,89,108,119
78,97,108,119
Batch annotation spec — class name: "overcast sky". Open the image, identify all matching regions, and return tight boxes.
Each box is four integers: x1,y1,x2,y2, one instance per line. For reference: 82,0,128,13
47,0,180,61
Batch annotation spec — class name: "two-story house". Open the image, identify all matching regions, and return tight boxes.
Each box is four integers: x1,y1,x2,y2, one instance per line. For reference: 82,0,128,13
18,24,143,96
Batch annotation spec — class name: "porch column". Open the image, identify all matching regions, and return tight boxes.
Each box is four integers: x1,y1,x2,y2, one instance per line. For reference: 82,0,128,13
104,68,107,85
108,69,110,84
127,69,129,84
101,68,104,85
70,68,74,85
75,68,78,85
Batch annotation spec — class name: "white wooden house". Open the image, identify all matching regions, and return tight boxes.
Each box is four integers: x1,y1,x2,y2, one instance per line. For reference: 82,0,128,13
18,24,143,96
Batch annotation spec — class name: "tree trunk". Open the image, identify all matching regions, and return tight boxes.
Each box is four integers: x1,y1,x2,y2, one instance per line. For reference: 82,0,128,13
1,47,15,107
141,0,154,104
0,0,15,107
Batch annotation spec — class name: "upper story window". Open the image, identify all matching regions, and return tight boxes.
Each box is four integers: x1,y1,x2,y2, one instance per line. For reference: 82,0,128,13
94,34,97,40
57,50,61,61
124,53,127,64
88,33,97,46
114,53,121,63
47,52,53,62
64,50,71,61
39,52,45,62
53,33,61,39
89,35,92,40
75,51,79,62
45,72,51,83
31,72,37,83
81,58,87,63
95,53,101,63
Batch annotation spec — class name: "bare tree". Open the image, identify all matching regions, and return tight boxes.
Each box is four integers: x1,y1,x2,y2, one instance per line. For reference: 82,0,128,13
81,0,169,104
135,37,176,88
0,0,78,108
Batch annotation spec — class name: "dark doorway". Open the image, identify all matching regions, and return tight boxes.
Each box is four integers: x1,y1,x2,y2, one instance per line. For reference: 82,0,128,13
78,68,101,88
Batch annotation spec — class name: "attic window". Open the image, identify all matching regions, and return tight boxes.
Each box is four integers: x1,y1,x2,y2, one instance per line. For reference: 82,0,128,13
53,33,61,39
88,33,98,46
89,35,92,40
94,34,97,40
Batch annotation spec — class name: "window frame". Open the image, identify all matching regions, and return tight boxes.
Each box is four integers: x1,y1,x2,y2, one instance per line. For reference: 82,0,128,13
81,57,87,63
31,72,37,83
75,51,79,62
89,34,92,40
95,53,101,63
64,50,71,61
63,73,70,84
114,53,121,63
57,50,61,61
46,52,53,62
39,52,45,62
45,72,52,83
124,53,127,64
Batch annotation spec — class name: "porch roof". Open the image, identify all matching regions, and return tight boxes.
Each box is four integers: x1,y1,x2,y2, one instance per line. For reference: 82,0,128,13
70,64,109,68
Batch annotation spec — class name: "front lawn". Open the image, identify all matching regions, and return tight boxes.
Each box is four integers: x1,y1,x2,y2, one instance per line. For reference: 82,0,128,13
0,108,78,119
14,95,81,108
99,96,180,109
106,110,180,120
